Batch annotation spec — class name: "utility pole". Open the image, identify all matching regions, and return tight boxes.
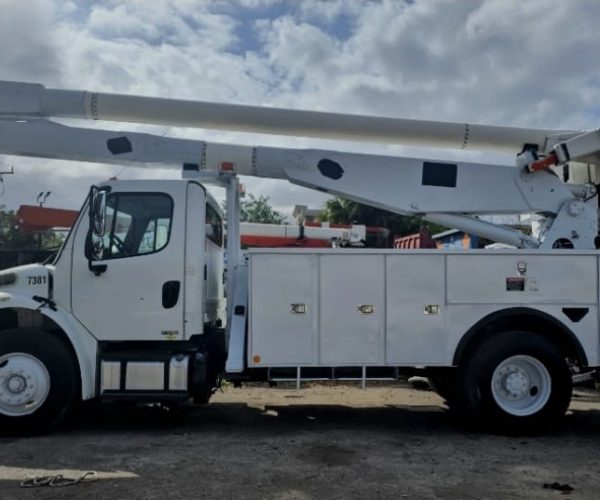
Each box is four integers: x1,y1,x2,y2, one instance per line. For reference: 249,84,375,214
0,166,14,197
35,191,51,248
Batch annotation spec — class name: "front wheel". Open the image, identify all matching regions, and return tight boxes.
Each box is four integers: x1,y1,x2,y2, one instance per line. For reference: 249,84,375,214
457,331,572,433
0,329,79,434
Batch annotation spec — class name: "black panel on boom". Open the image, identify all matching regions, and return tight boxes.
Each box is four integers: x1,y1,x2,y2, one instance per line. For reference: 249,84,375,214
422,161,457,188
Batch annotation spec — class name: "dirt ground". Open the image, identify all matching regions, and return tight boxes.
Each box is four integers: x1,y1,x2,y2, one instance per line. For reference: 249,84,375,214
1,382,600,499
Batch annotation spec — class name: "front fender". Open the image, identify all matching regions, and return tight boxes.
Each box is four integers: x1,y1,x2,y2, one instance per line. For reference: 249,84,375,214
0,292,97,400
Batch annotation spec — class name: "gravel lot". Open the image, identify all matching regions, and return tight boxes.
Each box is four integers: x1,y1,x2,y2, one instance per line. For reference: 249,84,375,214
1,383,600,499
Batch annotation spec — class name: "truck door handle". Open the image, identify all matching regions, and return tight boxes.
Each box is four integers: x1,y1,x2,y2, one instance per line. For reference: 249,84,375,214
162,281,180,309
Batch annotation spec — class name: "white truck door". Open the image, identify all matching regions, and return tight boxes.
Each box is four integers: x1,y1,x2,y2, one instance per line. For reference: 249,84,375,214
71,182,187,341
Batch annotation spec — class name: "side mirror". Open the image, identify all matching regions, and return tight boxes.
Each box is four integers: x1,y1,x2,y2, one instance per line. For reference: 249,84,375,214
87,185,110,276
91,190,107,237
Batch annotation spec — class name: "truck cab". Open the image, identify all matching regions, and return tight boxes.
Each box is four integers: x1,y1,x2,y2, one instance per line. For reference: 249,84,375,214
0,179,227,432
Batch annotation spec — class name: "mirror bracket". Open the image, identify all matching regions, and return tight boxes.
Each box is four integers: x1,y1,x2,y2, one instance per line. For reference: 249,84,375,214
88,262,107,276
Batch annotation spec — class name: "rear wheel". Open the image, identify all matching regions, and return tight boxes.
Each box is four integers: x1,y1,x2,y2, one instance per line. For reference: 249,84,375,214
457,331,572,433
0,329,79,434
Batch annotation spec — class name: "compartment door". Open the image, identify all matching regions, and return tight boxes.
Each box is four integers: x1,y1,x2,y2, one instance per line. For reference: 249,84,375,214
386,254,446,364
249,253,317,366
319,255,385,365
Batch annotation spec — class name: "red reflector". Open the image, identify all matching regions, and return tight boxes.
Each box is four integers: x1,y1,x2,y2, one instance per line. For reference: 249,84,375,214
220,162,235,172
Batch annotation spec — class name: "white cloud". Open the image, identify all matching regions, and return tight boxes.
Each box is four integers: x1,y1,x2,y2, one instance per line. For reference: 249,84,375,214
0,0,61,83
86,1,239,51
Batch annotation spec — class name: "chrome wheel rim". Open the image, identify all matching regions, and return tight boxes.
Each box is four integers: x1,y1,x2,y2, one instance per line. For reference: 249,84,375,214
0,353,50,416
491,355,551,417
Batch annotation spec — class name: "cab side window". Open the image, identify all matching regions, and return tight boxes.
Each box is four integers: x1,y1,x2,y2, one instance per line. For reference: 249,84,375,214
89,193,173,260
206,203,223,247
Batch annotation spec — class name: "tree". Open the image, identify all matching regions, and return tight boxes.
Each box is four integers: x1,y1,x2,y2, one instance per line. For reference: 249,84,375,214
0,206,64,250
0,207,35,249
320,197,445,246
241,194,286,224
223,194,286,224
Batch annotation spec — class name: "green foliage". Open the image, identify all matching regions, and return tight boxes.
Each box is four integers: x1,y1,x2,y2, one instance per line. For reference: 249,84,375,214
0,207,33,249
320,197,446,246
222,194,286,224
241,194,286,224
0,206,65,250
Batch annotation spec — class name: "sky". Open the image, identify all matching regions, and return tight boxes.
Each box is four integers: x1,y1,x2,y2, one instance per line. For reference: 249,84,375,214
1,0,600,219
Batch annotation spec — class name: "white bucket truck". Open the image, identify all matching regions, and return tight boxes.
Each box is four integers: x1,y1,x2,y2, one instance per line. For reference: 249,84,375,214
0,81,599,433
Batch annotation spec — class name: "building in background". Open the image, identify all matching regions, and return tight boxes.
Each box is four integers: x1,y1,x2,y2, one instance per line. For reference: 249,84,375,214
393,229,436,249
16,205,77,233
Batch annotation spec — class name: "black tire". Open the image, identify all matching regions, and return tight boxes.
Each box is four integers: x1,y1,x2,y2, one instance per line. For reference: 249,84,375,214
456,331,572,433
0,328,79,435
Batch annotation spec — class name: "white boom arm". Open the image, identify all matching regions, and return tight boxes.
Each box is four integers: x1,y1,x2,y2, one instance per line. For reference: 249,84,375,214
0,81,582,154
0,81,598,249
